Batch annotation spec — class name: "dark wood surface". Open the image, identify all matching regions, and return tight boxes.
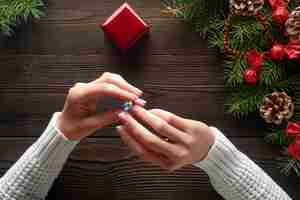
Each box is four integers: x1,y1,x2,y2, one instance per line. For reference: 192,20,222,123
0,0,299,199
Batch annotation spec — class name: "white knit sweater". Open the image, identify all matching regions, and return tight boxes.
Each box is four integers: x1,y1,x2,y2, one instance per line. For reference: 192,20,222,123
0,114,292,200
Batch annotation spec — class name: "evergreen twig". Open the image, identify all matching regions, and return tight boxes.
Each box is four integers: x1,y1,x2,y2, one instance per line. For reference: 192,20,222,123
163,0,300,175
0,0,44,35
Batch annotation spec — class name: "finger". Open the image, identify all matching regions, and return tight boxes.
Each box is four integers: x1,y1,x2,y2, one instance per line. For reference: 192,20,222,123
130,106,190,144
117,111,181,159
93,72,143,96
82,83,138,101
116,126,173,169
82,109,121,130
149,109,189,131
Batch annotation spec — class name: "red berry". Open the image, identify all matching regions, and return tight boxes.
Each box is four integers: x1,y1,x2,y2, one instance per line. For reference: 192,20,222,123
288,139,300,160
270,44,286,61
244,69,258,85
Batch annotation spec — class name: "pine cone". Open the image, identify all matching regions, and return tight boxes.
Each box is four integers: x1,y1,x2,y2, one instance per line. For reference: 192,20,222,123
260,92,294,125
286,6,300,41
230,0,264,16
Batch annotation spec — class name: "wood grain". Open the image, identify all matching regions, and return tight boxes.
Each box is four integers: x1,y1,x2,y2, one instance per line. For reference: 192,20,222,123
0,117,265,138
0,137,283,162
0,0,209,55
0,0,299,199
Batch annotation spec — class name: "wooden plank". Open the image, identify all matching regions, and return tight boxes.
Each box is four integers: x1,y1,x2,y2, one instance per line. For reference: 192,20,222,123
0,89,224,116
0,117,265,138
0,54,223,86
43,0,162,19
0,1,210,55
0,88,265,138
0,138,299,199
0,137,281,162
49,159,300,200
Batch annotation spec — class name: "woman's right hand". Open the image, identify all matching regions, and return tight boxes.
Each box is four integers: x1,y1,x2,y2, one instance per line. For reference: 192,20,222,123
116,106,216,171
56,72,145,140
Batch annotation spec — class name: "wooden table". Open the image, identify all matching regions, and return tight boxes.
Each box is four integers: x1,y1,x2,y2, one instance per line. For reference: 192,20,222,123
0,0,299,199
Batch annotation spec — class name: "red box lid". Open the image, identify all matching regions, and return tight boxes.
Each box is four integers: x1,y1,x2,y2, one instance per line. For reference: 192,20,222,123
101,3,149,50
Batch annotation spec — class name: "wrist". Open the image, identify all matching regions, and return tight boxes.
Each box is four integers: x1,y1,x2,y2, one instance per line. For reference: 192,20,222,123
199,126,216,161
193,127,240,169
55,112,79,141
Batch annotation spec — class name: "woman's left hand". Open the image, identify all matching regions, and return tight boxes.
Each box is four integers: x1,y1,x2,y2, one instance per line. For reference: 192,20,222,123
56,72,145,140
116,106,215,171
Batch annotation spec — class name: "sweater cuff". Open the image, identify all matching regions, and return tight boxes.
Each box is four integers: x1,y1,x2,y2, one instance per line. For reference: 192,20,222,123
193,127,242,174
28,113,79,166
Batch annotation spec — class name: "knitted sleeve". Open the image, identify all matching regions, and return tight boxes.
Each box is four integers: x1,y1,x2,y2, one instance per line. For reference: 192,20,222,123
0,113,78,200
193,127,291,200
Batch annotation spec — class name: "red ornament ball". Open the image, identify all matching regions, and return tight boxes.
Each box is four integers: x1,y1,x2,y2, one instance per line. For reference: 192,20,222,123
246,49,265,70
272,7,289,25
244,68,258,85
288,139,300,160
286,122,300,137
270,44,286,61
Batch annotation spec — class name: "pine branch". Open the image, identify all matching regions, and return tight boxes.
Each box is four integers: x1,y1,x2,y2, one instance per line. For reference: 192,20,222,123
259,60,286,87
162,0,228,37
226,86,270,118
163,0,300,175
265,127,290,145
224,55,247,88
207,18,225,49
289,0,300,10
279,153,300,176
230,16,265,51
0,0,44,35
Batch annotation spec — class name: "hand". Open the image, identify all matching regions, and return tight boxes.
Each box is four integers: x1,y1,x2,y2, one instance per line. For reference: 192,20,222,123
56,72,145,140
116,106,215,171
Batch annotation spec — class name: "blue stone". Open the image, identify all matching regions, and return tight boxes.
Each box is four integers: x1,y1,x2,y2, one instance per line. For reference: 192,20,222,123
122,101,133,111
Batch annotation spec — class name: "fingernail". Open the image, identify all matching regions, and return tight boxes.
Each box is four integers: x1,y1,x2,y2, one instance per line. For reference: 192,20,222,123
135,88,143,96
117,111,127,122
135,98,147,107
116,125,123,132
114,110,122,122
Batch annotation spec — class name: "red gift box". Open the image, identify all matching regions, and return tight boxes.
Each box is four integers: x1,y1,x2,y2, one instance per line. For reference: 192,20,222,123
101,3,149,51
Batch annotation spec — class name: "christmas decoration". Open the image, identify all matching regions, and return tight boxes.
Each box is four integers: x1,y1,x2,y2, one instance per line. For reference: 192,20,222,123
243,41,300,73
0,0,44,35
244,49,265,84
230,0,264,16
286,6,300,42
286,122,300,160
269,43,287,61
288,139,300,160
269,42,300,61
260,92,294,125
101,3,149,51
267,0,290,25
286,122,300,137
163,0,300,175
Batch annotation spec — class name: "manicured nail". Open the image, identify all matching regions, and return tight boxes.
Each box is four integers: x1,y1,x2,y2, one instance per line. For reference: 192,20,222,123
114,110,122,121
116,125,123,132
117,111,127,122
135,98,147,107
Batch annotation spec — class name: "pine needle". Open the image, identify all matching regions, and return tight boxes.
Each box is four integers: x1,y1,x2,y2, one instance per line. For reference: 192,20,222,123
163,0,300,175
0,0,44,35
